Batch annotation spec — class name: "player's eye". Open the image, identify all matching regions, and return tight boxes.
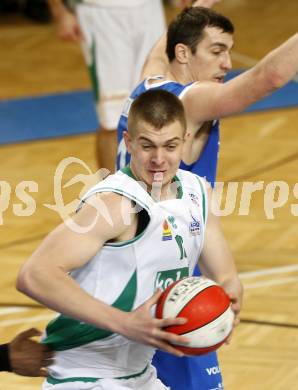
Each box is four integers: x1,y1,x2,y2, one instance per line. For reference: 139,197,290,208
166,144,177,151
141,144,152,150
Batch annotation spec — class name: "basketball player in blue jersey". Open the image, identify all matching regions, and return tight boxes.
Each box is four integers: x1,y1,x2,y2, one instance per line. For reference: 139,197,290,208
116,7,298,390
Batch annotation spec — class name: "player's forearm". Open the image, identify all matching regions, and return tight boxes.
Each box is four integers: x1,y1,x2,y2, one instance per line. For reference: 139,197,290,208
230,33,298,111
200,247,238,286
199,248,243,313
255,33,298,90
16,263,126,335
199,207,240,287
209,33,298,119
47,0,69,20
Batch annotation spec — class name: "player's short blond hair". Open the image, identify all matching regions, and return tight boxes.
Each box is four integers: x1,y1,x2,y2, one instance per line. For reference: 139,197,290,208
128,89,187,138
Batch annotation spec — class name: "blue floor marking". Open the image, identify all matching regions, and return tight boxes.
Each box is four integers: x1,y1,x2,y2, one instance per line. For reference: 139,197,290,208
0,70,297,145
0,91,98,145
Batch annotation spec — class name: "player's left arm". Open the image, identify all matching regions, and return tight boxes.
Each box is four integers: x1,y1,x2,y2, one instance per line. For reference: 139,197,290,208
183,32,298,125
198,184,243,321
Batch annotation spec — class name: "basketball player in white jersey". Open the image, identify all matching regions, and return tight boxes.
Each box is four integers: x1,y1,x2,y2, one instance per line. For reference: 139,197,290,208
47,0,166,172
17,89,242,390
47,0,219,172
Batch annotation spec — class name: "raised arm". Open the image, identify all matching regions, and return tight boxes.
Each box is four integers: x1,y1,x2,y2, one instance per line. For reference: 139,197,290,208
141,34,168,80
141,0,220,79
183,33,298,124
198,185,243,320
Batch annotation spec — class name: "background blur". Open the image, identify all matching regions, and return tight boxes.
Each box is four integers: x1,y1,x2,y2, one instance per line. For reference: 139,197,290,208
0,1,298,389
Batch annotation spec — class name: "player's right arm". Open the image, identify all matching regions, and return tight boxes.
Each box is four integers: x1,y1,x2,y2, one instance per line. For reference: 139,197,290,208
140,0,220,80
17,193,188,356
183,33,298,124
47,0,84,41
141,35,168,80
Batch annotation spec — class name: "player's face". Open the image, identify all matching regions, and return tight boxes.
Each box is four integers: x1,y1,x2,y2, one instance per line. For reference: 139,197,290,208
125,120,185,194
187,26,233,83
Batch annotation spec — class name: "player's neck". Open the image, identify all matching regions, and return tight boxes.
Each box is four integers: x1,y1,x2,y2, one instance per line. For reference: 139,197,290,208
168,62,193,85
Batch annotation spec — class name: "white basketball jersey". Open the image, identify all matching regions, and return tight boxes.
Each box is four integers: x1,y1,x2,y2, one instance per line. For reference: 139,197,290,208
43,168,208,382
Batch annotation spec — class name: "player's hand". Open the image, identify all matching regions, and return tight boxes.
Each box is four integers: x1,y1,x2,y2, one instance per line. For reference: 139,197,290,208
54,9,84,42
9,328,54,377
217,278,242,345
176,0,221,8
58,12,84,42
119,290,190,357
222,277,243,328
192,0,221,8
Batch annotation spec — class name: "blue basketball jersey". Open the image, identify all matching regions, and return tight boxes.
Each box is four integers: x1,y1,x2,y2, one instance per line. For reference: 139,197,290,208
116,77,223,390
116,77,220,187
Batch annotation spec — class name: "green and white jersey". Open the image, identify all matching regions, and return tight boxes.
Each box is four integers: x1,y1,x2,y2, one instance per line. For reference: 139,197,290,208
43,167,208,383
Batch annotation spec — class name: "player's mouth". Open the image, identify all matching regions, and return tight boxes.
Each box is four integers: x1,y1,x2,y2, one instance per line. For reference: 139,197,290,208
149,170,166,181
214,75,225,83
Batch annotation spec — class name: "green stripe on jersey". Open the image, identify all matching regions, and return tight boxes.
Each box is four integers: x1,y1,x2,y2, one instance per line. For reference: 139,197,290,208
43,270,137,351
195,176,206,224
47,376,97,384
47,365,149,384
88,38,99,102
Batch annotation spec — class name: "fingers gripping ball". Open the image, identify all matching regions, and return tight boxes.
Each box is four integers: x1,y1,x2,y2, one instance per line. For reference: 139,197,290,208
155,276,234,355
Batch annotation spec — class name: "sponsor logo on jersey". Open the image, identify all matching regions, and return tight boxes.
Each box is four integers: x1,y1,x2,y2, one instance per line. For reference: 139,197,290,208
206,366,221,376
175,234,187,259
155,267,189,290
168,215,177,229
189,192,200,206
189,214,201,235
162,219,172,241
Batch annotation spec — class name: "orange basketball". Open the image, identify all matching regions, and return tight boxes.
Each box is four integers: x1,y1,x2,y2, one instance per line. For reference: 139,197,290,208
156,276,234,355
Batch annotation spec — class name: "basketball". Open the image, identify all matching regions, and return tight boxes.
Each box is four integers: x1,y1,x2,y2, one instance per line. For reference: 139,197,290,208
155,276,234,355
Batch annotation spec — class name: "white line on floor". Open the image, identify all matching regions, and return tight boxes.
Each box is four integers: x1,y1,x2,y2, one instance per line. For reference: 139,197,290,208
240,264,298,279
0,307,31,316
244,276,298,289
258,116,287,138
0,313,56,327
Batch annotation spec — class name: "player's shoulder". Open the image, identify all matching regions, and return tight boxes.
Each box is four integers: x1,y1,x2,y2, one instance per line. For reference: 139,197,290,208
177,169,210,192
183,80,220,99
142,76,192,96
80,169,154,212
76,173,138,229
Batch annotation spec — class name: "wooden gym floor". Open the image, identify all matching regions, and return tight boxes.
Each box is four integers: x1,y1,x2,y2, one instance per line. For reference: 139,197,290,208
0,1,298,389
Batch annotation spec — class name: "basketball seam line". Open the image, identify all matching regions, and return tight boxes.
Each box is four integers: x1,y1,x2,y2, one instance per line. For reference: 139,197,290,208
173,286,230,335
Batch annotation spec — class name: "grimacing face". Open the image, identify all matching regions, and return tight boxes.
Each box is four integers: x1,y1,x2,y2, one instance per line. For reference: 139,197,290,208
187,26,234,83
124,119,185,193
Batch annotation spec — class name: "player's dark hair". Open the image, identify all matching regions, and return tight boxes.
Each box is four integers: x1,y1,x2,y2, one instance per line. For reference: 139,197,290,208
128,89,186,136
166,7,234,62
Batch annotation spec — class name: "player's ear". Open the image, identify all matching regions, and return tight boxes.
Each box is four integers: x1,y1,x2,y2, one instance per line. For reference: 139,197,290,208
184,131,191,142
175,43,190,64
123,131,132,153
